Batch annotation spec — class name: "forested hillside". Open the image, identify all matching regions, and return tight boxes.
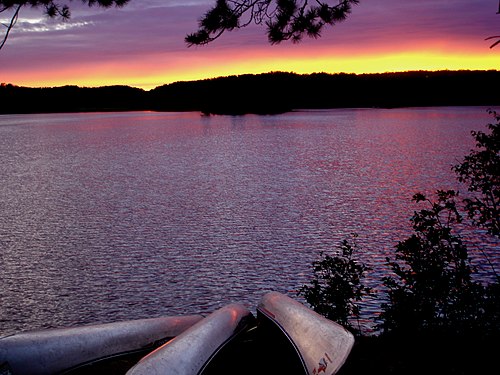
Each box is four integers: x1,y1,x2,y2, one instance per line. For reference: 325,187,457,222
1,70,499,115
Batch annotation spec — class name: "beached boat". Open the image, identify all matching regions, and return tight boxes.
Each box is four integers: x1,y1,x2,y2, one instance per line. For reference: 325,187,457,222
126,292,354,375
0,292,355,375
126,303,254,375
0,315,202,375
257,291,355,375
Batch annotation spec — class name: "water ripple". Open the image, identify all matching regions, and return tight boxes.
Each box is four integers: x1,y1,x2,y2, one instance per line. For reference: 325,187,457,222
0,108,498,335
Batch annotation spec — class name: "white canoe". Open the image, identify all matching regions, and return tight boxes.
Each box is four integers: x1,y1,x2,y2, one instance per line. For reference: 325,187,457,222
257,291,355,375
126,304,254,375
0,315,202,375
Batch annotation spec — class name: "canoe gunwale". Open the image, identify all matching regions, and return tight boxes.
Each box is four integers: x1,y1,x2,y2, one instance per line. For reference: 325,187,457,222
257,292,355,375
126,304,255,375
58,335,175,374
256,306,308,374
0,315,203,375
197,312,256,375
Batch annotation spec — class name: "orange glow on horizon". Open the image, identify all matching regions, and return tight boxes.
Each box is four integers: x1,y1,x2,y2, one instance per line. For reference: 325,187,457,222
2,1,498,91
5,46,499,90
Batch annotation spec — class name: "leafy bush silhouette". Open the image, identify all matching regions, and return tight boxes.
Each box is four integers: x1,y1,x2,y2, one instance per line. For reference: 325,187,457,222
379,111,499,337
301,111,499,339
299,235,372,334
379,191,491,336
454,111,500,237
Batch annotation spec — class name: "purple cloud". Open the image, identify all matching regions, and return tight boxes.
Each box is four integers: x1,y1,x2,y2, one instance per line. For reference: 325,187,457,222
1,0,498,87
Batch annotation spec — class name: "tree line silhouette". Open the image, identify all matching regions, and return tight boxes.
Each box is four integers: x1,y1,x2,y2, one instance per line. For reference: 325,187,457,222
1,70,499,115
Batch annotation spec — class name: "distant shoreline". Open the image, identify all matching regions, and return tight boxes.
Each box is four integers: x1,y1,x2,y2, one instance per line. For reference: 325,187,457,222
1,70,499,116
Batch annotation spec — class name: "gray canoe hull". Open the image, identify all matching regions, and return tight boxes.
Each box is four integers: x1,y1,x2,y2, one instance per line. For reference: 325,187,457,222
1,292,354,375
0,315,202,375
257,292,355,375
126,304,254,375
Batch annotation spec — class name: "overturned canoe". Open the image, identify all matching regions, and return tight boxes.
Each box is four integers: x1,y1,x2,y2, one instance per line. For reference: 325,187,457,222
1,293,355,375
126,304,254,375
257,292,355,375
0,315,202,375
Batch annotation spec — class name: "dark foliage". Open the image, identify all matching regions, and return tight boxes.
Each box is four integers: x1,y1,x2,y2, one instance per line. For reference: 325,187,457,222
2,0,498,50
379,191,498,337
1,1,358,50
1,70,499,115
0,0,128,15
380,191,494,335
185,0,359,45
485,1,500,48
454,111,500,237
0,1,129,49
377,111,499,339
299,235,372,333
0,84,146,114
148,70,500,114
340,111,500,373
337,334,499,375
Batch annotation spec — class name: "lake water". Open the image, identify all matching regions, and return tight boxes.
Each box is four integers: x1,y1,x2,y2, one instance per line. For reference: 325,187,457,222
1,107,498,336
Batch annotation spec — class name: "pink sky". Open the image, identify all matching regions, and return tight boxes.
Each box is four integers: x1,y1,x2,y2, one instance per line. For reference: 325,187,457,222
1,0,499,89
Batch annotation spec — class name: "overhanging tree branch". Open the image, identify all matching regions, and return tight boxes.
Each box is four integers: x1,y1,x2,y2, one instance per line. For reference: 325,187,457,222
1,0,498,51
0,4,21,51
488,0,500,47
0,0,129,51
485,35,500,49
185,1,360,46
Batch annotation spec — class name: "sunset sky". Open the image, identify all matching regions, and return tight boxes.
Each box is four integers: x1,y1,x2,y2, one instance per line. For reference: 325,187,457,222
1,0,499,90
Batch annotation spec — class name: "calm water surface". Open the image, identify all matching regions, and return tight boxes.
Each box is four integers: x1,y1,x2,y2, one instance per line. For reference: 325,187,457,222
0,107,498,335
